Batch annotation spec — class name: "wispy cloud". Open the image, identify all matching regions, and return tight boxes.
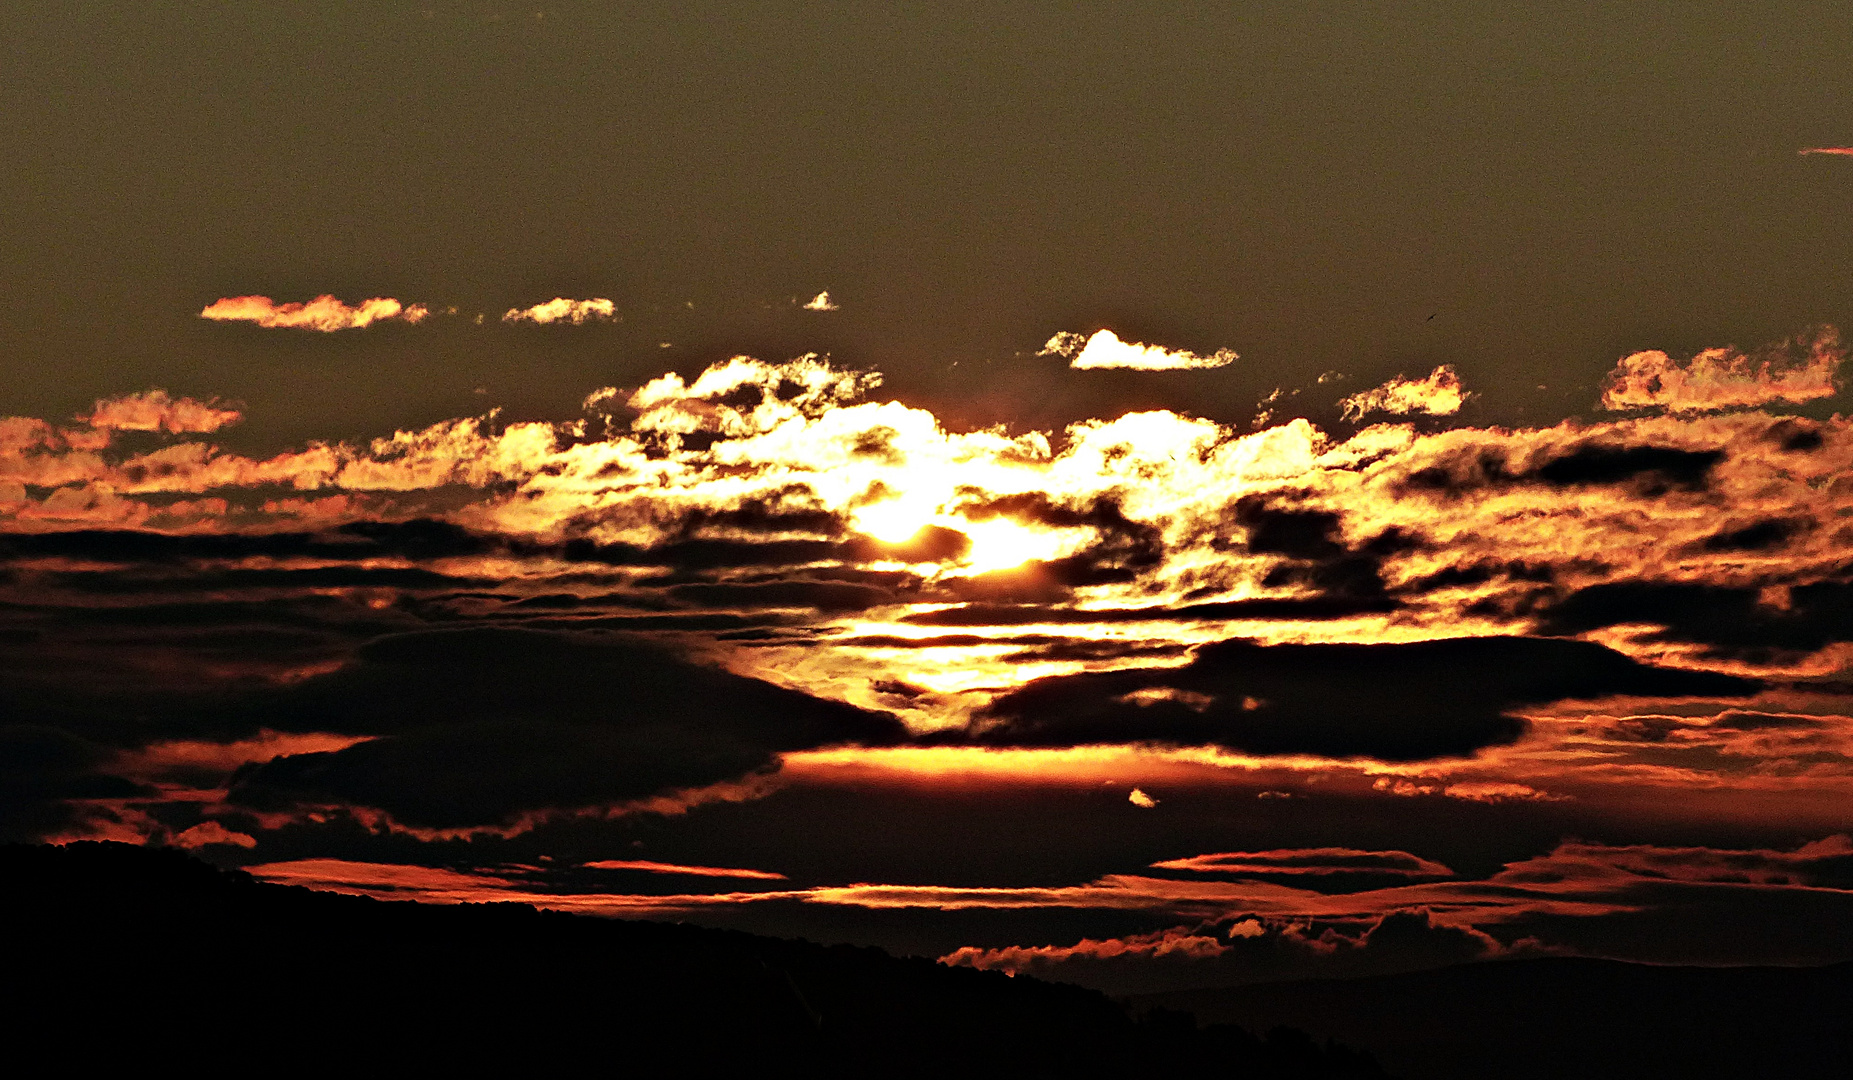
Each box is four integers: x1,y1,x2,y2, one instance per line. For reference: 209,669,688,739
1339,365,1469,421
583,859,788,880
502,297,617,324
1599,327,1843,413
1151,848,1454,877
1041,329,1239,371
79,390,241,434
802,291,839,311
200,295,429,331
1800,147,1853,157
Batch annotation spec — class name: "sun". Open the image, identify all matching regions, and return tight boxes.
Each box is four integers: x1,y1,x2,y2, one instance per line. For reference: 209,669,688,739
853,497,1069,573
958,517,1065,573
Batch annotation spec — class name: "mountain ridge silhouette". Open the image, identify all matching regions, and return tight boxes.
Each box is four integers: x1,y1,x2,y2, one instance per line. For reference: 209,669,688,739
1,842,1382,1077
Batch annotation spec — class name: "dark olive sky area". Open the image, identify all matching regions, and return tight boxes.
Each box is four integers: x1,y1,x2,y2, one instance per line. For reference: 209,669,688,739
6,2,1853,448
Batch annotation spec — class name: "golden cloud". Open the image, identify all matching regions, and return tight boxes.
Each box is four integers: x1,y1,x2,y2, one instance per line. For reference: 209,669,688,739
200,295,429,331
80,390,242,434
1042,329,1239,370
502,297,617,324
1599,327,1843,413
1338,365,1469,420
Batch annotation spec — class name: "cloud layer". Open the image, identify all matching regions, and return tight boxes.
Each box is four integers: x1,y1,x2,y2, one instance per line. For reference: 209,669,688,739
6,326,1853,987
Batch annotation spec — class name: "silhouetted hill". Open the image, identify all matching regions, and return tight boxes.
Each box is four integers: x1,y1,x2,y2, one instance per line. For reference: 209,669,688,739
1,844,1382,1077
1132,955,1853,1079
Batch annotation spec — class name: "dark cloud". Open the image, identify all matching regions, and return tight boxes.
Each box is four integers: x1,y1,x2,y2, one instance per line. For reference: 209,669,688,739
666,579,895,612
0,726,149,841
1400,442,1725,497
1538,581,1853,658
902,595,1396,628
0,520,497,565
938,636,1756,761
47,565,486,594
227,628,907,828
1766,418,1826,453
1529,444,1723,490
1698,518,1805,553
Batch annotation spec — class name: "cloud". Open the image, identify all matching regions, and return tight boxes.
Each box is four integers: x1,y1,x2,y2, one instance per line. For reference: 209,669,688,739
940,909,1507,995
1598,327,1843,413
8,340,1853,847
941,636,1756,761
502,297,617,324
583,859,788,880
200,295,429,331
1041,329,1239,371
1152,848,1454,878
1338,365,1469,421
1128,787,1158,808
1800,147,1853,156
224,627,908,829
801,291,839,311
79,390,242,434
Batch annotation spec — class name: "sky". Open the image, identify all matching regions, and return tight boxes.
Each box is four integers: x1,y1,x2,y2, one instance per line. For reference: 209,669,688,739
6,2,1853,994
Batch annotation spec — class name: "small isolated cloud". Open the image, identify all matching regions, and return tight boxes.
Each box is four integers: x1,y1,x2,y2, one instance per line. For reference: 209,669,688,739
801,291,839,311
1800,147,1853,157
1128,787,1158,808
502,298,617,324
1041,329,1239,371
1340,365,1469,421
1599,327,1843,413
200,295,429,331
80,390,241,434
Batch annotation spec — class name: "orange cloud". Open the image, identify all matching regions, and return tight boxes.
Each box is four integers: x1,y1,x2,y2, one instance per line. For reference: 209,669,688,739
1800,147,1853,156
79,390,241,434
200,295,429,331
1151,848,1454,877
1339,365,1469,420
942,925,1234,973
502,297,617,324
1599,327,1843,413
170,822,258,849
582,859,788,880
802,291,839,311
1042,329,1239,370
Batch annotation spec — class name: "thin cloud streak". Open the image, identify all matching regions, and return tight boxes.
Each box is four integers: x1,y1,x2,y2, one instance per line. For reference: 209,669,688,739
1799,147,1853,156
583,859,789,880
200,295,429,331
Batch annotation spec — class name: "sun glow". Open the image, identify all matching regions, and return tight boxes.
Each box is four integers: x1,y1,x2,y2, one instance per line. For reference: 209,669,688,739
959,516,1068,572
853,496,1070,573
